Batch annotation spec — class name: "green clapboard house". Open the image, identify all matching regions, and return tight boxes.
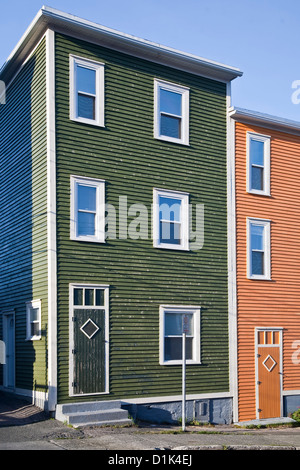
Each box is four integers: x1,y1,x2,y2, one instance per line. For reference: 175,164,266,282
0,7,242,425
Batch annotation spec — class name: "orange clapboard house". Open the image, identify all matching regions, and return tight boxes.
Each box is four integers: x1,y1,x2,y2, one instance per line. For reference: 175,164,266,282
229,108,300,423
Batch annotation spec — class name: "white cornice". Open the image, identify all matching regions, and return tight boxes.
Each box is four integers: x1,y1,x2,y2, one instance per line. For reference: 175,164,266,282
229,106,300,135
0,5,242,83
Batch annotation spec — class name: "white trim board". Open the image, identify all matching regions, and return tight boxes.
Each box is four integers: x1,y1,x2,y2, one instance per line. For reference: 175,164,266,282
46,28,57,413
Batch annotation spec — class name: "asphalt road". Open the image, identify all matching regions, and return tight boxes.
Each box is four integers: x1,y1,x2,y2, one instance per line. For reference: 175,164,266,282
0,391,300,453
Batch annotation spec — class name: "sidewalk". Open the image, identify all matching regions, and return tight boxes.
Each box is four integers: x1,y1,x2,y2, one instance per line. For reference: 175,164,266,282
0,391,300,451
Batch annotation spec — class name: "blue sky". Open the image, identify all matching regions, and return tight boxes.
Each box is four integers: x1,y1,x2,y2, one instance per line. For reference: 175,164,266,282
1,0,300,121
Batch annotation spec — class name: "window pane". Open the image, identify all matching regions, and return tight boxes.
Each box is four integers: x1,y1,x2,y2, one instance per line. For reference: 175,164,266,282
251,166,264,191
74,288,83,306
30,308,39,322
78,94,95,120
159,197,181,222
252,251,264,275
160,89,182,116
258,331,265,345
251,225,264,250
95,289,104,306
160,221,181,244
165,337,193,361
165,313,183,336
78,212,95,236
160,114,181,139
250,139,264,166
273,331,280,344
77,66,96,95
165,313,193,336
31,322,39,337
78,185,96,212
265,331,272,344
85,289,94,306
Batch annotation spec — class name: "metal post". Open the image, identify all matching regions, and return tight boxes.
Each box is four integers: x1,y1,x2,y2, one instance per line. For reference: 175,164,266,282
182,332,186,431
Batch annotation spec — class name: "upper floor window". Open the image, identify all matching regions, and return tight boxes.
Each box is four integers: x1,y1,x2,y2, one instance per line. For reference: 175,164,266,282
247,132,270,195
154,79,189,145
247,218,271,280
153,188,189,251
70,175,105,243
70,55,105,126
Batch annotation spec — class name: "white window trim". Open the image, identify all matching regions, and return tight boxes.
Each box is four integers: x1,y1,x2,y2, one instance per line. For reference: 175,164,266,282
26,300,42,341
154,79,189,145
246,132,271,196
70,55,105,127
70,175,105,243
153,188,189,251
159,305,201,366
247,217,271,280
69,284,110,396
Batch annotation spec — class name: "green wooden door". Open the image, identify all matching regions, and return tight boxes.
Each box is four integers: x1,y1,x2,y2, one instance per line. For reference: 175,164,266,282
73,308,105,394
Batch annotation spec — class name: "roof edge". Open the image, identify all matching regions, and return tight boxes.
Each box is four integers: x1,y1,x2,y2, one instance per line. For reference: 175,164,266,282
229,106,300,135
0,6,242,83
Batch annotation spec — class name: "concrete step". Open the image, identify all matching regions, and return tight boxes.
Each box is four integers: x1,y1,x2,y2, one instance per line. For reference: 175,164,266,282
55,400,132,428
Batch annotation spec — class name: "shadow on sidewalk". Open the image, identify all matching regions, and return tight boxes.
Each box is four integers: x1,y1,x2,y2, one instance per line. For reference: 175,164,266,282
0,391,48,427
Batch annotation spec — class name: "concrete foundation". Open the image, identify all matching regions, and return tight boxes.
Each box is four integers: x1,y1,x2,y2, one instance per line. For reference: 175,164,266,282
123,397,233,425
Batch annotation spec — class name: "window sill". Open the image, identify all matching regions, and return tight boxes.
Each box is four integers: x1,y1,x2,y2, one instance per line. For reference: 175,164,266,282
154,243,189,251
70,116,105,127
155,135,189,146
247,189,271,197
160,360,201,366
71,237,106,243
248,275,272,281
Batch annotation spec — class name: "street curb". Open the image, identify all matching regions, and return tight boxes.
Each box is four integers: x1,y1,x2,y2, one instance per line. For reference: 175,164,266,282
173,445,299,450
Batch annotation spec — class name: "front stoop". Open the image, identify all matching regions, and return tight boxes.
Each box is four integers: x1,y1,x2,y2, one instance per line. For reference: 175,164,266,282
55,400,132,428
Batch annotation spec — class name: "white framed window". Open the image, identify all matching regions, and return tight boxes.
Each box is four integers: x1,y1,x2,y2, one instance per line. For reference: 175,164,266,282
154,79,189,145
70,175,105,243
153,188,189,251
26,300,41,341
159,305,201,365
70,55,105,127
247,132,271,195
247,218,271,280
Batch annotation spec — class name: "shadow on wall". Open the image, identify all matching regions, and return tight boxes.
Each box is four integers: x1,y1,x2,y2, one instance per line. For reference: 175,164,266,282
123,398,232,425
0,49,47,397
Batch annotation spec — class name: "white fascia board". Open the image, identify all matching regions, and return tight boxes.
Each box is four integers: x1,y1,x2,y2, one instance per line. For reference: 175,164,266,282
229,107,300,135
1,6,242,83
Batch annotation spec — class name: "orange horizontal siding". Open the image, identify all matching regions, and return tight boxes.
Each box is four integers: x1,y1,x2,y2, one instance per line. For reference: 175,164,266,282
235,120,300,421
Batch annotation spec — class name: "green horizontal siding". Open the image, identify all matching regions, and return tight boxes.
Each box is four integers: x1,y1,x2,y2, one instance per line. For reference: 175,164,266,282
0,38,48,392
55,33,228,403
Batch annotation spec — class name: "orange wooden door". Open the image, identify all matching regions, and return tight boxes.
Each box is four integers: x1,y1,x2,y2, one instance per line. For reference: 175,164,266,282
257,331,281,419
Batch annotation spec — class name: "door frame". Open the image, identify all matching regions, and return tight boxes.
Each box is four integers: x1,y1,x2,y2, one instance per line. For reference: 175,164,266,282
2,310,15,390
255,327,283,420
68,284,110,397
